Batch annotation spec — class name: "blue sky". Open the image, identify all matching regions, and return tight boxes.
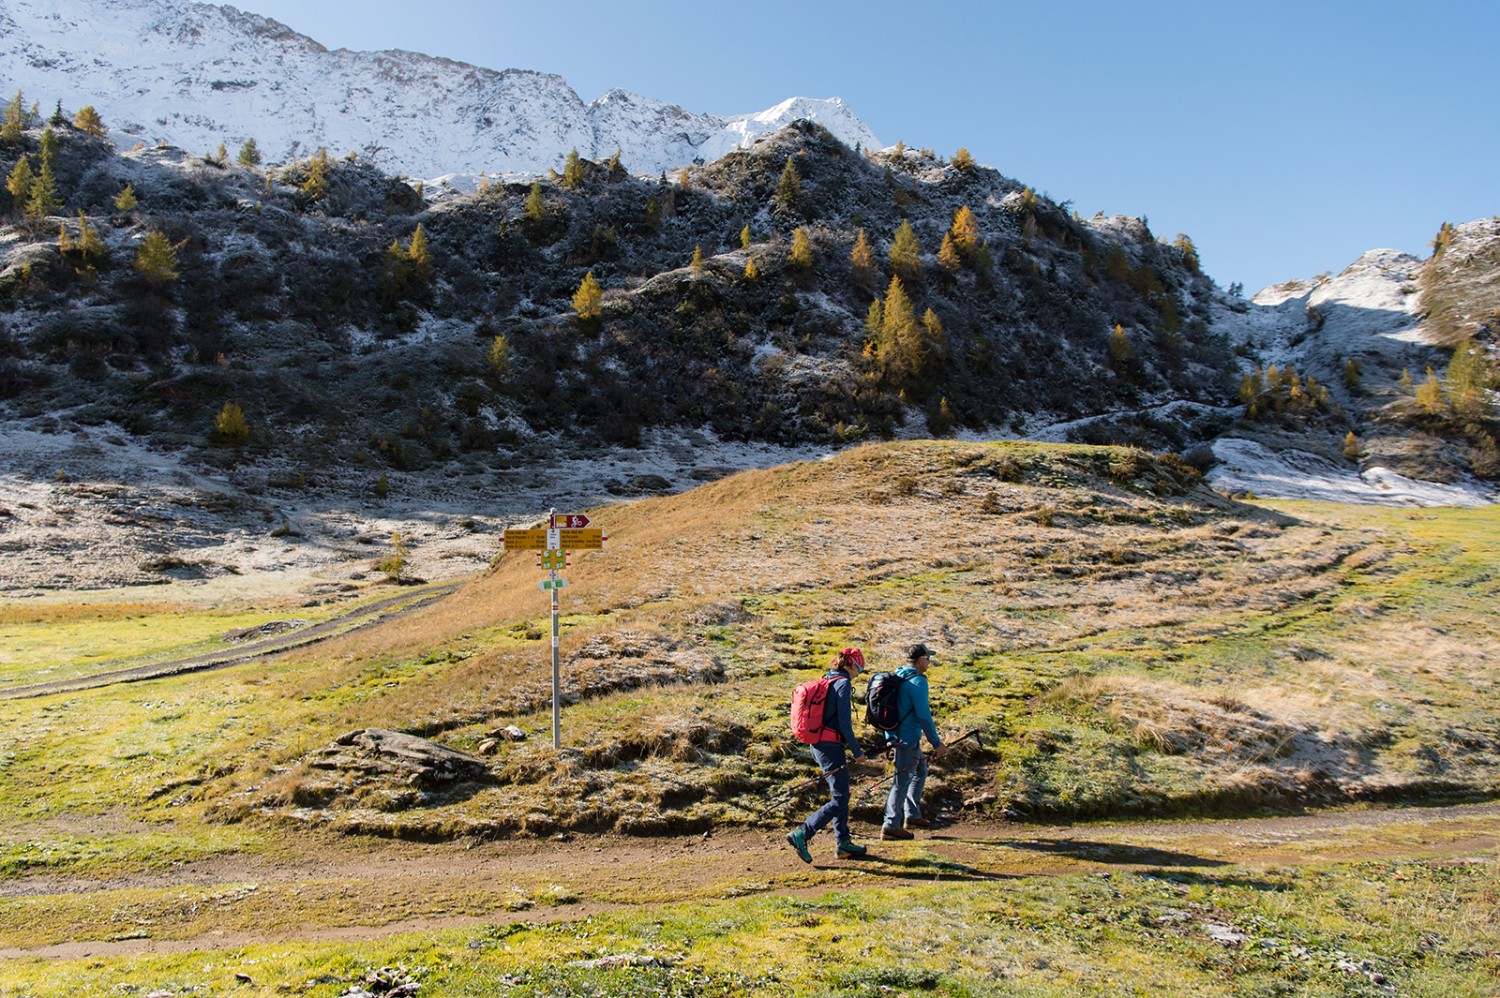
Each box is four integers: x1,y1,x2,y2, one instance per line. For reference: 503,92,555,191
241,0,1496,293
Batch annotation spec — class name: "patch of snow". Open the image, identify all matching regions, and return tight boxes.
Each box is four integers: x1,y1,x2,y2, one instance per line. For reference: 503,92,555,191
1207,438,1496,507
0,0,879,178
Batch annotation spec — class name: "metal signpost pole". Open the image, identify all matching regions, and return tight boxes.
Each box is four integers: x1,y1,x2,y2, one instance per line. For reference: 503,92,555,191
503,511,597,753
548,510,561,750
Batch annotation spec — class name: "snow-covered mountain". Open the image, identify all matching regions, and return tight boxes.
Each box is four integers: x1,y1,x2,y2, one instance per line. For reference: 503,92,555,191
0,0,881,177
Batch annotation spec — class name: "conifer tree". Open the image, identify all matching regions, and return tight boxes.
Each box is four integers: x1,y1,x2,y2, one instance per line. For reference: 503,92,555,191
1343,357,1361,391
690,244,706,272
953,147,974,173
74,105,105,138
114,183,138,213
134,230,180,286
922,308,945,355
561,148,584,189
572,270,602,320
38,127,57,171
524,181,548,229
950,206,979,258
864,297,884,344
888,219,922,282
487,334,512,379
380,238,410,301
59,210,106,266
1173,233,1200,273
214,402,249,445
774,155,801,214
49,100,65,127
1415,367,1445,414
789,227,813,270
740,224,751,249
25,160,59,218
302,147,330,198
744,257,759,281
644,196,660,230
878,275,922,383
1343,431,1360,462
405,223,431,285
1,91,23,145
850,227,876,283
237,137,261,168
677,166,692,189
1398,367,1414,394
214,142,228,166
1109,324,1134,367
5,156,32,210
937,231,961,272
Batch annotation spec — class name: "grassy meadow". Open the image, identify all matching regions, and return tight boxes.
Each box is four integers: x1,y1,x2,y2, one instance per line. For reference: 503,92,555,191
0,440,1496,994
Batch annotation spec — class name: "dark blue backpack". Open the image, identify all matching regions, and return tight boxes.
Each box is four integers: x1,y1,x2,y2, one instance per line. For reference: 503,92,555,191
864,672,909,731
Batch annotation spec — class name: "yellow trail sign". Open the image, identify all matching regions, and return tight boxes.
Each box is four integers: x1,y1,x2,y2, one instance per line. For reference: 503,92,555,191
501,528,548,550
558,528,605,550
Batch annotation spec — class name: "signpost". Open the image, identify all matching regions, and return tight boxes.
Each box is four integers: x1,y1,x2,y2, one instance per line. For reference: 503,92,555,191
500,510,607,749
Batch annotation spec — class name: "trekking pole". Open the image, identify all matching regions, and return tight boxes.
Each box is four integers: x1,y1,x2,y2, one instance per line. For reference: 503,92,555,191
855,728,984,799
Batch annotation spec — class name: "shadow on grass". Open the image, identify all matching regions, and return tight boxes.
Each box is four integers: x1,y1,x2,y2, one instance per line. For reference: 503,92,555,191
813,853,1016,882
984,838,1231,868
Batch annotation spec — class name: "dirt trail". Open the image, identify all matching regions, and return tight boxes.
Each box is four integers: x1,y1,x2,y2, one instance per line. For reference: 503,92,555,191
0,581,462,699
3,801,1496,961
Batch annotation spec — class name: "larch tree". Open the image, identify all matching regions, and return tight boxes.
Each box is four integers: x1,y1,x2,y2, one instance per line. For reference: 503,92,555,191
405,223,431,286
73,105,105,138
37,127,58,170
487,334,512,379
952,147,975,173
888,219,923,282
302,147,330,198
237,137,261,168
774,155,801,214
214,402,249,446
789,227,814,270
690,244,706,273
864,297,884,345
1415,367,1445,414
114,183,138,213
744,256,759,281
1173,233,1200,273
850,227,876,284
950,206,980,258
25,160,59,218
5,156,32,210
561,148,584,190
572,270,602,320
1109,324,1134,368
740,224,751,249
134,231,180,287
878,275,922,384
937,232,961,272
524,182,548,230
1,91,23,145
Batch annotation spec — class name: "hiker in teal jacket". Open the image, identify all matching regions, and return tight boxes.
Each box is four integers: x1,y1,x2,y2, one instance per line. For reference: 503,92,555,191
880,643,946,839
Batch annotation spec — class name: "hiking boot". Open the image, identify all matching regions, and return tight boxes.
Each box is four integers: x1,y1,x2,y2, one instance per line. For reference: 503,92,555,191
905,816,932,829
785,828,812,864
836,840,868,858
880,826,914,840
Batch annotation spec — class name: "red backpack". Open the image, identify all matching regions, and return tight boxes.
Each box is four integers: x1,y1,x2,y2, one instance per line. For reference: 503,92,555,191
790,676,837,744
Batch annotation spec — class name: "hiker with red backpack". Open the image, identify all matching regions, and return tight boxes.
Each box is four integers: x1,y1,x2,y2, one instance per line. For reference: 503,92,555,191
785,648,875,863
879,642,947,840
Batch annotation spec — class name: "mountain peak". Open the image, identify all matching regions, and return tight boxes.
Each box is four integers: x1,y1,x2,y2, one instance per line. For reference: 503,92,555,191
0,0,880,177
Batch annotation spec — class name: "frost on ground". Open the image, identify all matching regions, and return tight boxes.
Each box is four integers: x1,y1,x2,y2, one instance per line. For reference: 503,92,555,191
0,421,829,598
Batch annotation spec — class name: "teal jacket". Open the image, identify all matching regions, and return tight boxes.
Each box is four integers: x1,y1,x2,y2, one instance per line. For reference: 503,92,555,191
885,664,942,749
